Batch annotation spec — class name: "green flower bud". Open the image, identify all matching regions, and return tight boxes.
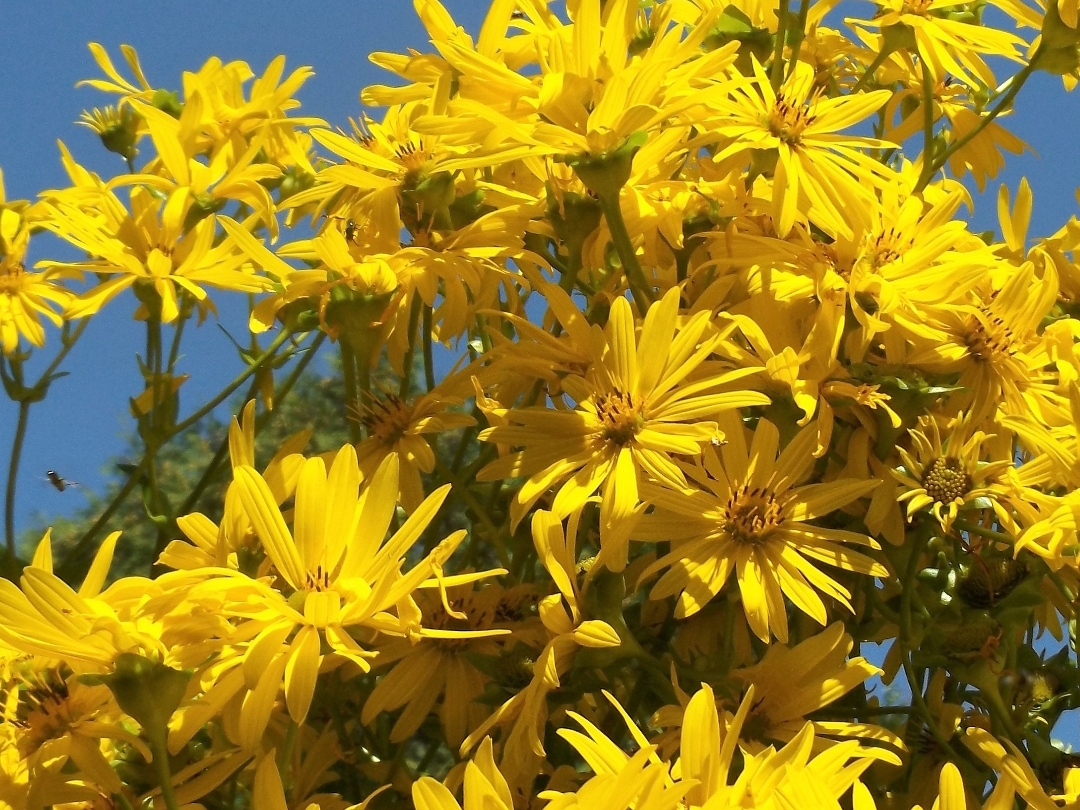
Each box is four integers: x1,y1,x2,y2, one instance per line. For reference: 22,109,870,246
101,653,191,742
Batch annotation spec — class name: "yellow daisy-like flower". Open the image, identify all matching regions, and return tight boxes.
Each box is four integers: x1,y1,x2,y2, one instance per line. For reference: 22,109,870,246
893,413,1011,531
478,287,769,571
41,184,272,323
354,383,476,511
0,179,71,356
730,621,903,753
360,583,523,748
638,415,886,642
849,0,1027,90
704,59,893,239
907,262,1064,427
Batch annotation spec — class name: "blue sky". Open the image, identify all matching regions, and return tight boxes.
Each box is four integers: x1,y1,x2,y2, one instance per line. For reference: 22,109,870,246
0,2,1077,538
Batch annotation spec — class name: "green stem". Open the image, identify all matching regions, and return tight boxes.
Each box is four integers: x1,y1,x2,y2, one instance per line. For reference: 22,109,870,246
339,339,362,444
953,519,1012,545
770,0,791,91
423,305,436,393
148,731,182,810
279,720,299,770
898,532,959,760
166,311,187,373
850,48,892,94
915,49,1042,192
3,319,90,564
784,0,811,81
171,329,294,435
598,195,652,313
114,791,136,810
400,295,423,399
4,401,30,561
916,56,937,190
175,333,323,518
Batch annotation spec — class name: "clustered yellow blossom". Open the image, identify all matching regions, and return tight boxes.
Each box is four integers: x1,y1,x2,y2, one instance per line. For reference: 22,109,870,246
2,1,1080,809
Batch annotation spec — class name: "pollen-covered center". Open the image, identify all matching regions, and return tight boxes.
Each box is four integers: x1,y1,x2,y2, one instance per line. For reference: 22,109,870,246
304,564,332,592
922,457,970,504
901,0,935,14
15,674,76,756
393,139,432,174
866,226,913,269
362,394,413,445
724,485,784,545
767,95,816,144
0,261,26,292
962,312,1014,363
596,390,644,445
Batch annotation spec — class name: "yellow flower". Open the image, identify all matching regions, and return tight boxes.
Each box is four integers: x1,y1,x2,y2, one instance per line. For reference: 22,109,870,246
218,447,472,746
704,59,893,239
962,728,1065,810
906,261,1065,427
0,532,169,670
113,93,282,234
161,400,309,571
360,583,521,748
638,415,886,642
459,511,621,789
354,382,476,511
41,185,272,323
4,664,148,800
731,622,904,753
479,287,769,570
894,413,1011,531
0,180,71,356
849,0,1027,89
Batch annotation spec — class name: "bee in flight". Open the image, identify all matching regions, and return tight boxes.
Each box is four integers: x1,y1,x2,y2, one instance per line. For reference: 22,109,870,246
45,470,79,492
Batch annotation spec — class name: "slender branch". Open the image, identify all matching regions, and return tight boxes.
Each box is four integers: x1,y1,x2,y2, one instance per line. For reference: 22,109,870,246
898,532,960,761
339,339,362,444
785,0,811,82
598,195,652,313
148,731,182,810
916,56,938,190
3,319,90,563
166,311,188,373
850,48,892,94
423,305,436,393
770,0,791,91
174,332,324,519
400,295,423,399
953,519,1012,545
4,402,30,560
171,329,294,435
915,50,1042,192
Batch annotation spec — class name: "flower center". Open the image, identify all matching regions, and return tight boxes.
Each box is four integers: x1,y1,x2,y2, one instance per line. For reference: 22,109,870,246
596,390,644,445
767,95,816,144
922,457,970,504
0,261,26,292
363,394,413,445
901,0,934,15
724,485,784,545
866,226,912,269
394,139,432,175
15,674,78,756
304,564,332,592
963,312,1014,363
